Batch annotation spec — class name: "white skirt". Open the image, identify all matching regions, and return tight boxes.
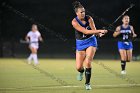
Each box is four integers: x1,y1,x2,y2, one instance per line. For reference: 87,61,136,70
29,43,39,49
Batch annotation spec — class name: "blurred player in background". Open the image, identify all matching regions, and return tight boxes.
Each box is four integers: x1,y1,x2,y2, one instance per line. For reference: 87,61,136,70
25,24,43,65
72,1,107,90
113,15,137,74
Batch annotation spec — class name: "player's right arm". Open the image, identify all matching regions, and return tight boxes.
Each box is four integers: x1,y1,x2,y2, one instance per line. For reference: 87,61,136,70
72,19,106,34
25,32,30,42
113,26,121,37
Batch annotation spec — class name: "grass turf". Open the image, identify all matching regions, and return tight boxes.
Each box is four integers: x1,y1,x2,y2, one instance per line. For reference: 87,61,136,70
0,58,140,93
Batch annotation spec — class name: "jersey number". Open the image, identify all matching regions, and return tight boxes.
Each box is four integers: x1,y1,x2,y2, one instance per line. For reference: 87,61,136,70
123,35,128,40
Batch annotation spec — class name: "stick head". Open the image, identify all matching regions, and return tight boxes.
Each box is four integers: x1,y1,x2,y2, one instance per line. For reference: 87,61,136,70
130,4,135,8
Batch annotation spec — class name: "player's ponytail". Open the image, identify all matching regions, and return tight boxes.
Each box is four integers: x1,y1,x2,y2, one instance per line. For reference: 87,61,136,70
72,1,84,12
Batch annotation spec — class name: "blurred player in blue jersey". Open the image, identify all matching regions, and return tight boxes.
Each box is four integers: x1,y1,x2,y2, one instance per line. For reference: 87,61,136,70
113,15,137,74
71,1,107,90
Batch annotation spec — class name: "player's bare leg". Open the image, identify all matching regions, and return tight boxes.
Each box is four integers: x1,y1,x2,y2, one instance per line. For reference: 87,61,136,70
76,50,86,81
84,46,96,90
126,49,133,62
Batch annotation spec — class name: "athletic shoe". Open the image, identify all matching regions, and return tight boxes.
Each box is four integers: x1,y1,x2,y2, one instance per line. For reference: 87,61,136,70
34,62,39,66
85,84,92,90
77,72,83,81
121,70,126,75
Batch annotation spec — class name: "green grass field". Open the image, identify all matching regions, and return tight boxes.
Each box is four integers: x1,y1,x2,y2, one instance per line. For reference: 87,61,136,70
0,58,140,93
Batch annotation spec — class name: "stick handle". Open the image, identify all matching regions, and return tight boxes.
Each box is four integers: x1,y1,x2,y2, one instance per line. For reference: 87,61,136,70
112,4,135,25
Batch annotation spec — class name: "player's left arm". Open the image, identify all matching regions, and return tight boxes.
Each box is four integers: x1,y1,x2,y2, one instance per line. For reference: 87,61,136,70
38,32,43,42
88,16,96,30
39,36,43,42
88,16,106,37
130,26,137,37
39,35,43,42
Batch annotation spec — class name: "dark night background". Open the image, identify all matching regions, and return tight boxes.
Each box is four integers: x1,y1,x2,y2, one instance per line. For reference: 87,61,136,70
0,0,140,59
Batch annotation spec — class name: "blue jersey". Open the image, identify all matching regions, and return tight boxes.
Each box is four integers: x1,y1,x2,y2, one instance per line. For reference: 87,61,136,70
118,25,132,42
75,15,93,40
117,25,133,50
74,15,97,51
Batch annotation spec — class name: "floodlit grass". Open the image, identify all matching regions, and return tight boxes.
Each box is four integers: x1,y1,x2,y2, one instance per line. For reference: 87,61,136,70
0,58,140,93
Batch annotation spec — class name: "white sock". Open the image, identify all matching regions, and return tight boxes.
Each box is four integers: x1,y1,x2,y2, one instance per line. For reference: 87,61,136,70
28,54,33,61
32,54,38,65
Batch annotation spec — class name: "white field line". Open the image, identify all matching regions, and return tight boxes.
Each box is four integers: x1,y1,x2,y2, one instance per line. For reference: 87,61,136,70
0,84,140,90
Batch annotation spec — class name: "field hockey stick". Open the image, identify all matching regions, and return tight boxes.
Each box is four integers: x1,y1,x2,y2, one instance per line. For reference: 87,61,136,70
106,4,135,32
87,4,135,32
111,4,135,25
